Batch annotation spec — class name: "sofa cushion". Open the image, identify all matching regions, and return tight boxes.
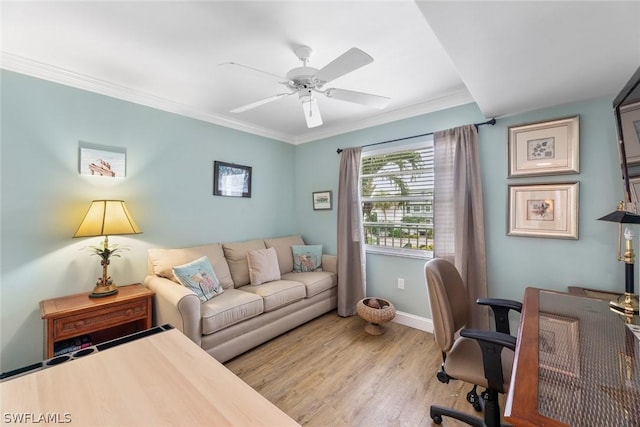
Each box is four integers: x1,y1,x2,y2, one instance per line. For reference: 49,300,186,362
282,271,337,298
148,244,234,289
291,245,323,272
222,239,266,287
172,256,224,302
238,280,306,312
264,235,305,274
200,288,264,335
247,247,281,285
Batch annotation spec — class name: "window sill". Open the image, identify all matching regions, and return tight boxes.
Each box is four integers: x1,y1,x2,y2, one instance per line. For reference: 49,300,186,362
364,245,433,260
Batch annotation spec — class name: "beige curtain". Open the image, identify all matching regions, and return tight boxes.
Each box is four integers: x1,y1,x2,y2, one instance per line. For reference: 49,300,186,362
336,147,365,316
433,125,489,329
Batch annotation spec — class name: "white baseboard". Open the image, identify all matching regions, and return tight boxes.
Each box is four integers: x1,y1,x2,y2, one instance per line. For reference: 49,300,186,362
392,310,433,333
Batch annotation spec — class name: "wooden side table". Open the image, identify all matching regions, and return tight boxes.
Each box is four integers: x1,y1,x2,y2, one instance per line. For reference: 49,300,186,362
40,284,153,359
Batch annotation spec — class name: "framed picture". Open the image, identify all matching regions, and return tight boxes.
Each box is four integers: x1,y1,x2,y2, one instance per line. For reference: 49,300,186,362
213,161,252,198
508,116,579,177
78,141,126,177
508,182,579,239
619,101,640,164
538,313,580,378
312,191,332,210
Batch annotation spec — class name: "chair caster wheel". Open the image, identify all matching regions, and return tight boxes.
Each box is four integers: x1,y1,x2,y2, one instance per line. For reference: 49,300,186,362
466,389,482,412
432,415,443,424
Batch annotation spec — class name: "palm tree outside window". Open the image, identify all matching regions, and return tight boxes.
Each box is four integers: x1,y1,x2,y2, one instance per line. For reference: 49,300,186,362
359,137,434,257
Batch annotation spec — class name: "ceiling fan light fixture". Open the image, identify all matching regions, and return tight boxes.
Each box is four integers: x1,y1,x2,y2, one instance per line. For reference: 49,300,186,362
300,94,322,128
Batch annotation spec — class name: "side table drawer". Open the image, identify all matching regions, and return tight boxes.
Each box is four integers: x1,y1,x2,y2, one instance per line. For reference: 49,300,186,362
53,299,149,340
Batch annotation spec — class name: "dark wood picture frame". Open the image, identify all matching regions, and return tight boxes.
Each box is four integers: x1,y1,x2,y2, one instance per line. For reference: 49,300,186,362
213,161,252,198
312,191,332,210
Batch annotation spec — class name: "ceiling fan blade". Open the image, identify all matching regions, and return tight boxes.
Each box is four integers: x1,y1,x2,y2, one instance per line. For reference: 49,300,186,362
301,97,323,128
314,48,373,85
230,93,291,113
218,62,286,82
326,88,390,109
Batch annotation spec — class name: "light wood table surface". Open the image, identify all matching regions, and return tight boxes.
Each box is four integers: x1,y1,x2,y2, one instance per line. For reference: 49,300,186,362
1,328,300,426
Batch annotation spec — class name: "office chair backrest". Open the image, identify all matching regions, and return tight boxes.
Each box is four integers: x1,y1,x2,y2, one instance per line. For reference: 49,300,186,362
425,258,470,352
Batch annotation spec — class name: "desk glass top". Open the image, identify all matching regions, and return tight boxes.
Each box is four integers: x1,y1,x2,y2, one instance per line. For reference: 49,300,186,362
537,291,639,426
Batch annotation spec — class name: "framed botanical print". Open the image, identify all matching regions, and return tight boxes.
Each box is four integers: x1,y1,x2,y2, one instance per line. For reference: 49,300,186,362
508,182,579,239
508,116,579,177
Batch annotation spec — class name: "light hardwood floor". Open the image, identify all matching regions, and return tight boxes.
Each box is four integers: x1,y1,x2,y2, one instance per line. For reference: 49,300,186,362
225,311,507,426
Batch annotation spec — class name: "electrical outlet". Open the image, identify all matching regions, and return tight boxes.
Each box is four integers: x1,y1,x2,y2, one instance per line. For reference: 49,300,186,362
397,278,405,290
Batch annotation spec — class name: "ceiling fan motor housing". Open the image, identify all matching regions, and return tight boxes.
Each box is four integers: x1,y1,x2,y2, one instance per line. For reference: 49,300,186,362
285,67,323,90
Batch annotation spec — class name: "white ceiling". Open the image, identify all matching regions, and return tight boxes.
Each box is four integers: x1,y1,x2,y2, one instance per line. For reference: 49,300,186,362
2,1,639,144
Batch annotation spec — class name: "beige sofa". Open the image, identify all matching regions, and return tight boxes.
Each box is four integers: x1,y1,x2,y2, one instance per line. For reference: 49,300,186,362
143,235,337,362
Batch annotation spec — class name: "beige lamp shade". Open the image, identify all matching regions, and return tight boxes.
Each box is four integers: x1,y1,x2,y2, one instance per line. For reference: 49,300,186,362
73,200,141,237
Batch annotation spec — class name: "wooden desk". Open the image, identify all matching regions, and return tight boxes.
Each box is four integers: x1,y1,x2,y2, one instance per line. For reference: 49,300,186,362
40,284,153,358
505,288,639,426
0,328,299,426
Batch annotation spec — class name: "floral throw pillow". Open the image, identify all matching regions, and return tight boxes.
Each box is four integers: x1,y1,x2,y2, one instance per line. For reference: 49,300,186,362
291,245,323,272
172,256,224,302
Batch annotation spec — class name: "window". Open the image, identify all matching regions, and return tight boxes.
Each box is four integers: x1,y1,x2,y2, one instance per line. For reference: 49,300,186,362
360,137,434,258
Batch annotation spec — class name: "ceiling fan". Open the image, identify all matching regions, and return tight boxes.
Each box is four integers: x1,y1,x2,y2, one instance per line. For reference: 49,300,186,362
220,46,391,128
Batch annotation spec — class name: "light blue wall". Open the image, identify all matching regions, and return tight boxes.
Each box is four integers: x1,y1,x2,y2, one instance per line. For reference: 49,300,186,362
295,100,624,317
0,69,625,372
0,71,295,372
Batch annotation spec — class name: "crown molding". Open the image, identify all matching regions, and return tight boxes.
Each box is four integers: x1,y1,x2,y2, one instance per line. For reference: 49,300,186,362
1,52,294,143
1,52,473,145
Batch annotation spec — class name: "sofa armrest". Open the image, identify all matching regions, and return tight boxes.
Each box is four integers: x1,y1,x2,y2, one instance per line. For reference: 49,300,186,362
322,254,337,274
143,275,202,346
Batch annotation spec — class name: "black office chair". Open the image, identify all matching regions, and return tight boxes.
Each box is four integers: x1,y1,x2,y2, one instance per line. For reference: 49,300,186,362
425,258,522,427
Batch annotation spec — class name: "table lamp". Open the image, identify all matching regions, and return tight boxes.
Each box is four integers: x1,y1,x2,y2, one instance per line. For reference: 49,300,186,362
598,202,640,314
73,200,141,297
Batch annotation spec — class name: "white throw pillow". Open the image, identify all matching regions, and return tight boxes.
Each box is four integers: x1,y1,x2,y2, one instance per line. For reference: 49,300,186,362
247,247,281,285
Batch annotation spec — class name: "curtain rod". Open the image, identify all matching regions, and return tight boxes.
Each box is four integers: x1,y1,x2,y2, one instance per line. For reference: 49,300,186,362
336,118,496,154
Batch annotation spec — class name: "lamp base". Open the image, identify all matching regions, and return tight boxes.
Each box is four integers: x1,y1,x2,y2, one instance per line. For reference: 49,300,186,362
89,284,118,298
609,292,639,315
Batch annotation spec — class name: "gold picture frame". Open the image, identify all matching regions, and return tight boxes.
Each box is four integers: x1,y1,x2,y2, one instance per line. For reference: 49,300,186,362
538,313,580,378
508,182,579,239
508,116,579,177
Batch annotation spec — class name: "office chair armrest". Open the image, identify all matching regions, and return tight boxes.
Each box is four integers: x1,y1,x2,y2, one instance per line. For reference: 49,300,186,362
461,329,516,394
460,329,516,352
476,297,523,335
476,298,522,313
